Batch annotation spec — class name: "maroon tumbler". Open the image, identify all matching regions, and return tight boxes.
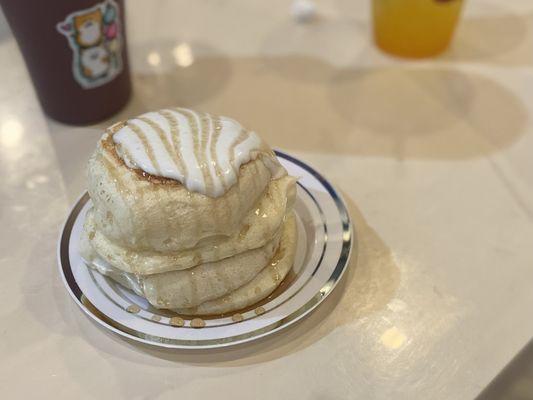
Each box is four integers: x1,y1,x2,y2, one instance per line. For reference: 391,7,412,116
0,0,131,124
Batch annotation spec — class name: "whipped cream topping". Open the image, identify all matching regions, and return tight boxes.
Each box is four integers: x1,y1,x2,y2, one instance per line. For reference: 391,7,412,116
111,108,284,197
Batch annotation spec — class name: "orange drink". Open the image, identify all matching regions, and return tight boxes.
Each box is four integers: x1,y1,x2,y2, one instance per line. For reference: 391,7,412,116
372,0,464,58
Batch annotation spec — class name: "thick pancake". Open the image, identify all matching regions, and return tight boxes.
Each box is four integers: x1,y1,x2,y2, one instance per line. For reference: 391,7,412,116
82,215,295,311
175,214,296,315
87,135,284,252
81,175,296,275
142,225,283,309
81,109,298,317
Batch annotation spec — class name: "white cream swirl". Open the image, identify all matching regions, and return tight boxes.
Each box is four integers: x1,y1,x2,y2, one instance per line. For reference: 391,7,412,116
111,108,284,197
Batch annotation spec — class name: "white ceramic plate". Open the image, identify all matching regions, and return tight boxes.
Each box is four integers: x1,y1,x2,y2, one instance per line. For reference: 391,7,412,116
58,151,354,349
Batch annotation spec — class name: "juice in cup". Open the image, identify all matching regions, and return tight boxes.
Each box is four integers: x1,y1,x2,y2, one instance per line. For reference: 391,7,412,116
372,0,464,58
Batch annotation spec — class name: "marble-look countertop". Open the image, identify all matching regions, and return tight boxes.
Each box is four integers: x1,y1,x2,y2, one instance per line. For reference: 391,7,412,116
1,0,533,398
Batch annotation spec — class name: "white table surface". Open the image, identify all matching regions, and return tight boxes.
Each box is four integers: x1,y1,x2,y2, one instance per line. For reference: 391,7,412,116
1,0,533,399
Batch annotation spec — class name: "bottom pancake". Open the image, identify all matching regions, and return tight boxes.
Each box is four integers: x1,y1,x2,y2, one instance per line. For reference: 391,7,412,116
175,214,297,316
82,214,297,314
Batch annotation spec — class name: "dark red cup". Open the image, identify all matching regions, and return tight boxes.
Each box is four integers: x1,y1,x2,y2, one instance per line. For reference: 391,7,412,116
0,0,131,124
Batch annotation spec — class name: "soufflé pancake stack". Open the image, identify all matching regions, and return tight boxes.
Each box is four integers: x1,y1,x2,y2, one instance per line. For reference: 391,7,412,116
80,108,297,316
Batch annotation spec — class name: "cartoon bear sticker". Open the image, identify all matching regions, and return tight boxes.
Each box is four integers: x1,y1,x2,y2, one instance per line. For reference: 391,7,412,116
57,0,123,89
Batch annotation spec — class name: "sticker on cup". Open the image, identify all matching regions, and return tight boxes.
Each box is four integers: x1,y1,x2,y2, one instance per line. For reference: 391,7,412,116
56,0,123,89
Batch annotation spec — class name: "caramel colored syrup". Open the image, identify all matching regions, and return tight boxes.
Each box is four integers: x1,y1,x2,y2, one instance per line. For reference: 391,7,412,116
157,267,297,323
126,305,140,314
190,318,206,328
169,317,185,327
254,306,266,316
231,313,244,322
